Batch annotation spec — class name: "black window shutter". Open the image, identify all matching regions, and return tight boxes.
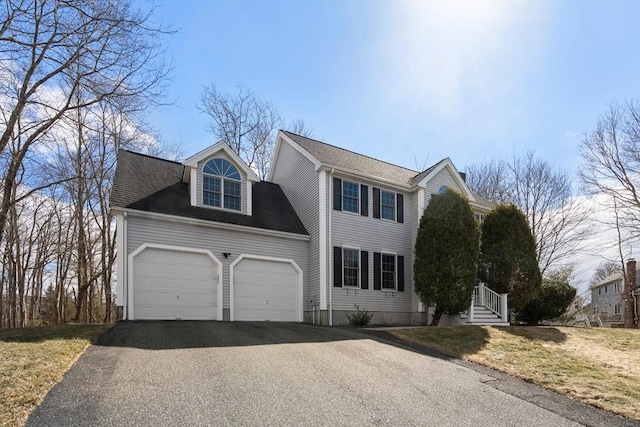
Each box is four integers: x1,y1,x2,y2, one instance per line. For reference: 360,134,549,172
397,255,404,292
333,177,342,211
397,194,404,223
361,251,369,289
373,252,381,290
360,185,368,216
373,188,381,219
334,246,342,287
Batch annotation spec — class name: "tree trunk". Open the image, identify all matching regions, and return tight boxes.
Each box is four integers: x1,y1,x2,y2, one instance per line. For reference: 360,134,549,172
430,307,443,326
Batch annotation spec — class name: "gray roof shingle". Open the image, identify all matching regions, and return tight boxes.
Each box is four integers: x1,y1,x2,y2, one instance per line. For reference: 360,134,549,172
282,131,420,185
282,131,494,209
111,150,308,236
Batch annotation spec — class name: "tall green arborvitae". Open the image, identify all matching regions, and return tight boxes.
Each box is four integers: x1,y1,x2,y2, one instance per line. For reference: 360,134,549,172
480,204,542,311
414,190,480,326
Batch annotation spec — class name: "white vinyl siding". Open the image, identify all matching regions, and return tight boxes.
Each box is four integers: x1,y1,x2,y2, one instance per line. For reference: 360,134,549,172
269,141,320,312
423,167,466,211
331,176,415,313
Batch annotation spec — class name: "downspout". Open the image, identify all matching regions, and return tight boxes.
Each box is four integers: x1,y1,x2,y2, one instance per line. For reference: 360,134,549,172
634,290,638,327
329,168,334,326
123,211,128,320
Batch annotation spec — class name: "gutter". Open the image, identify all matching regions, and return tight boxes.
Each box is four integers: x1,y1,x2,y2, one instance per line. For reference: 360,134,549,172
111,207,311,242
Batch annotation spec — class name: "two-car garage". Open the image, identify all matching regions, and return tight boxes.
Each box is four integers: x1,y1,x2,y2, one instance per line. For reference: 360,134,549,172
128,244,302,322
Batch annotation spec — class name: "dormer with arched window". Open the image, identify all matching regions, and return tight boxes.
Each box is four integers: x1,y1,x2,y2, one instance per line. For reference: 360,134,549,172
182,141,260,216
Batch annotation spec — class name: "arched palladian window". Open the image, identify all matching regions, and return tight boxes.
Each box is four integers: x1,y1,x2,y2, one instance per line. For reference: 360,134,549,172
203,158,241,211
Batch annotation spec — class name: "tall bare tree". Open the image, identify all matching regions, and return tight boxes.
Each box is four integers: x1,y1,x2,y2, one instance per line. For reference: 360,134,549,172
0,0,171,250
580,100,640,234
590,260,622,286
466,151,590,276
465,159,510,204
199,84,281,179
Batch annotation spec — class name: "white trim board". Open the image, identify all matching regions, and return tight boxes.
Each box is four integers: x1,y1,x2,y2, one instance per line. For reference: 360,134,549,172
183,141,260,182
319,170,328,311
111,207,310,241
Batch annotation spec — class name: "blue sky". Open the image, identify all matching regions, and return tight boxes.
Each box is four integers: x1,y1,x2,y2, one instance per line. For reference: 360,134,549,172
149,0,640,176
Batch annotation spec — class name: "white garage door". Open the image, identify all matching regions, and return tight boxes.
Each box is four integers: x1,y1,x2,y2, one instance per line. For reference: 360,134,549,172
233,257,300,322
133,247,218,320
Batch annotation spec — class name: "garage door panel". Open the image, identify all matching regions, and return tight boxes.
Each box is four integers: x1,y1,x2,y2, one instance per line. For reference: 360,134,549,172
133,247,218,320
157,263,177,276
233,257,300,322
136,305,177,320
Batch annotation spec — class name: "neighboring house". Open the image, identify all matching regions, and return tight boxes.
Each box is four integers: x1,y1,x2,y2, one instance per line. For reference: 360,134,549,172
111,131,500,325
590,260,639,327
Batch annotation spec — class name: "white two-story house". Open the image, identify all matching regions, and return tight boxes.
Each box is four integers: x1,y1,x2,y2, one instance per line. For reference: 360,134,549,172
111,131,497,326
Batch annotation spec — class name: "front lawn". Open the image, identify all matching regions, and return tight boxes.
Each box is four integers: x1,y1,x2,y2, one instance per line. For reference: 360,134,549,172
391,326,640,421
0,324,111,427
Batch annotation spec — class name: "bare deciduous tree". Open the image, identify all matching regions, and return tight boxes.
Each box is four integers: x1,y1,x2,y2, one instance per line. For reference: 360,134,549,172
465,159,510,204
590,260,622,285
466,151,590,276
580,100,640,234
0,0,172,328
0,0,171,249
199,85,281,180
288,118,315,139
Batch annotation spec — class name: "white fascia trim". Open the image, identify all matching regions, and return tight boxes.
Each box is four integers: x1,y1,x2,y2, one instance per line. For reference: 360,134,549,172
266,135,283,182
229,254,304,322
416,158,477,202
116,213,125,307
417,188,425,218
127,243,223,321
319,170,328,311
183,141,260,182
246,181,253,216
279,132,322,170
469,200,493,212
417,188,425,312
112,207,310,241
319,166,415,193
190,168,197,206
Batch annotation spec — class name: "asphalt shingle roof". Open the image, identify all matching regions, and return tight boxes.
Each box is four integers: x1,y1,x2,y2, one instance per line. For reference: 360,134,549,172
282,131,420,185
282,131,493,209
111,150,308,236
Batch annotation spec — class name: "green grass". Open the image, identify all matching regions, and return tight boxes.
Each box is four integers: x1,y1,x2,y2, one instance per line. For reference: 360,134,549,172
0,324,111,427
391,326,640,421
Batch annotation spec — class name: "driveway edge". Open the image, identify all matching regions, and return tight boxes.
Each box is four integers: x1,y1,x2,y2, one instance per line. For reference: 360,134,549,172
359,328,640,427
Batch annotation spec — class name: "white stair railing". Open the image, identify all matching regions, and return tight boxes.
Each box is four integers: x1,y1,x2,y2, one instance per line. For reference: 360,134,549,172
470,283,508,323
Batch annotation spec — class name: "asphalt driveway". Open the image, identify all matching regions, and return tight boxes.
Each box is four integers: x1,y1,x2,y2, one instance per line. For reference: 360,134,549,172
27,322,636,427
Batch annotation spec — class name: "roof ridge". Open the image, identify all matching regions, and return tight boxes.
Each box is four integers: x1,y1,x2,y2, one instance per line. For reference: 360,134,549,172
120,149,182,165
282,130,419,174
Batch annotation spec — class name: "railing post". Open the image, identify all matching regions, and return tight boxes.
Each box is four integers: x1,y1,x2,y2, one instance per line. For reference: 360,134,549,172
501,293,508,323
479,282,485,307
469,293,474,323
